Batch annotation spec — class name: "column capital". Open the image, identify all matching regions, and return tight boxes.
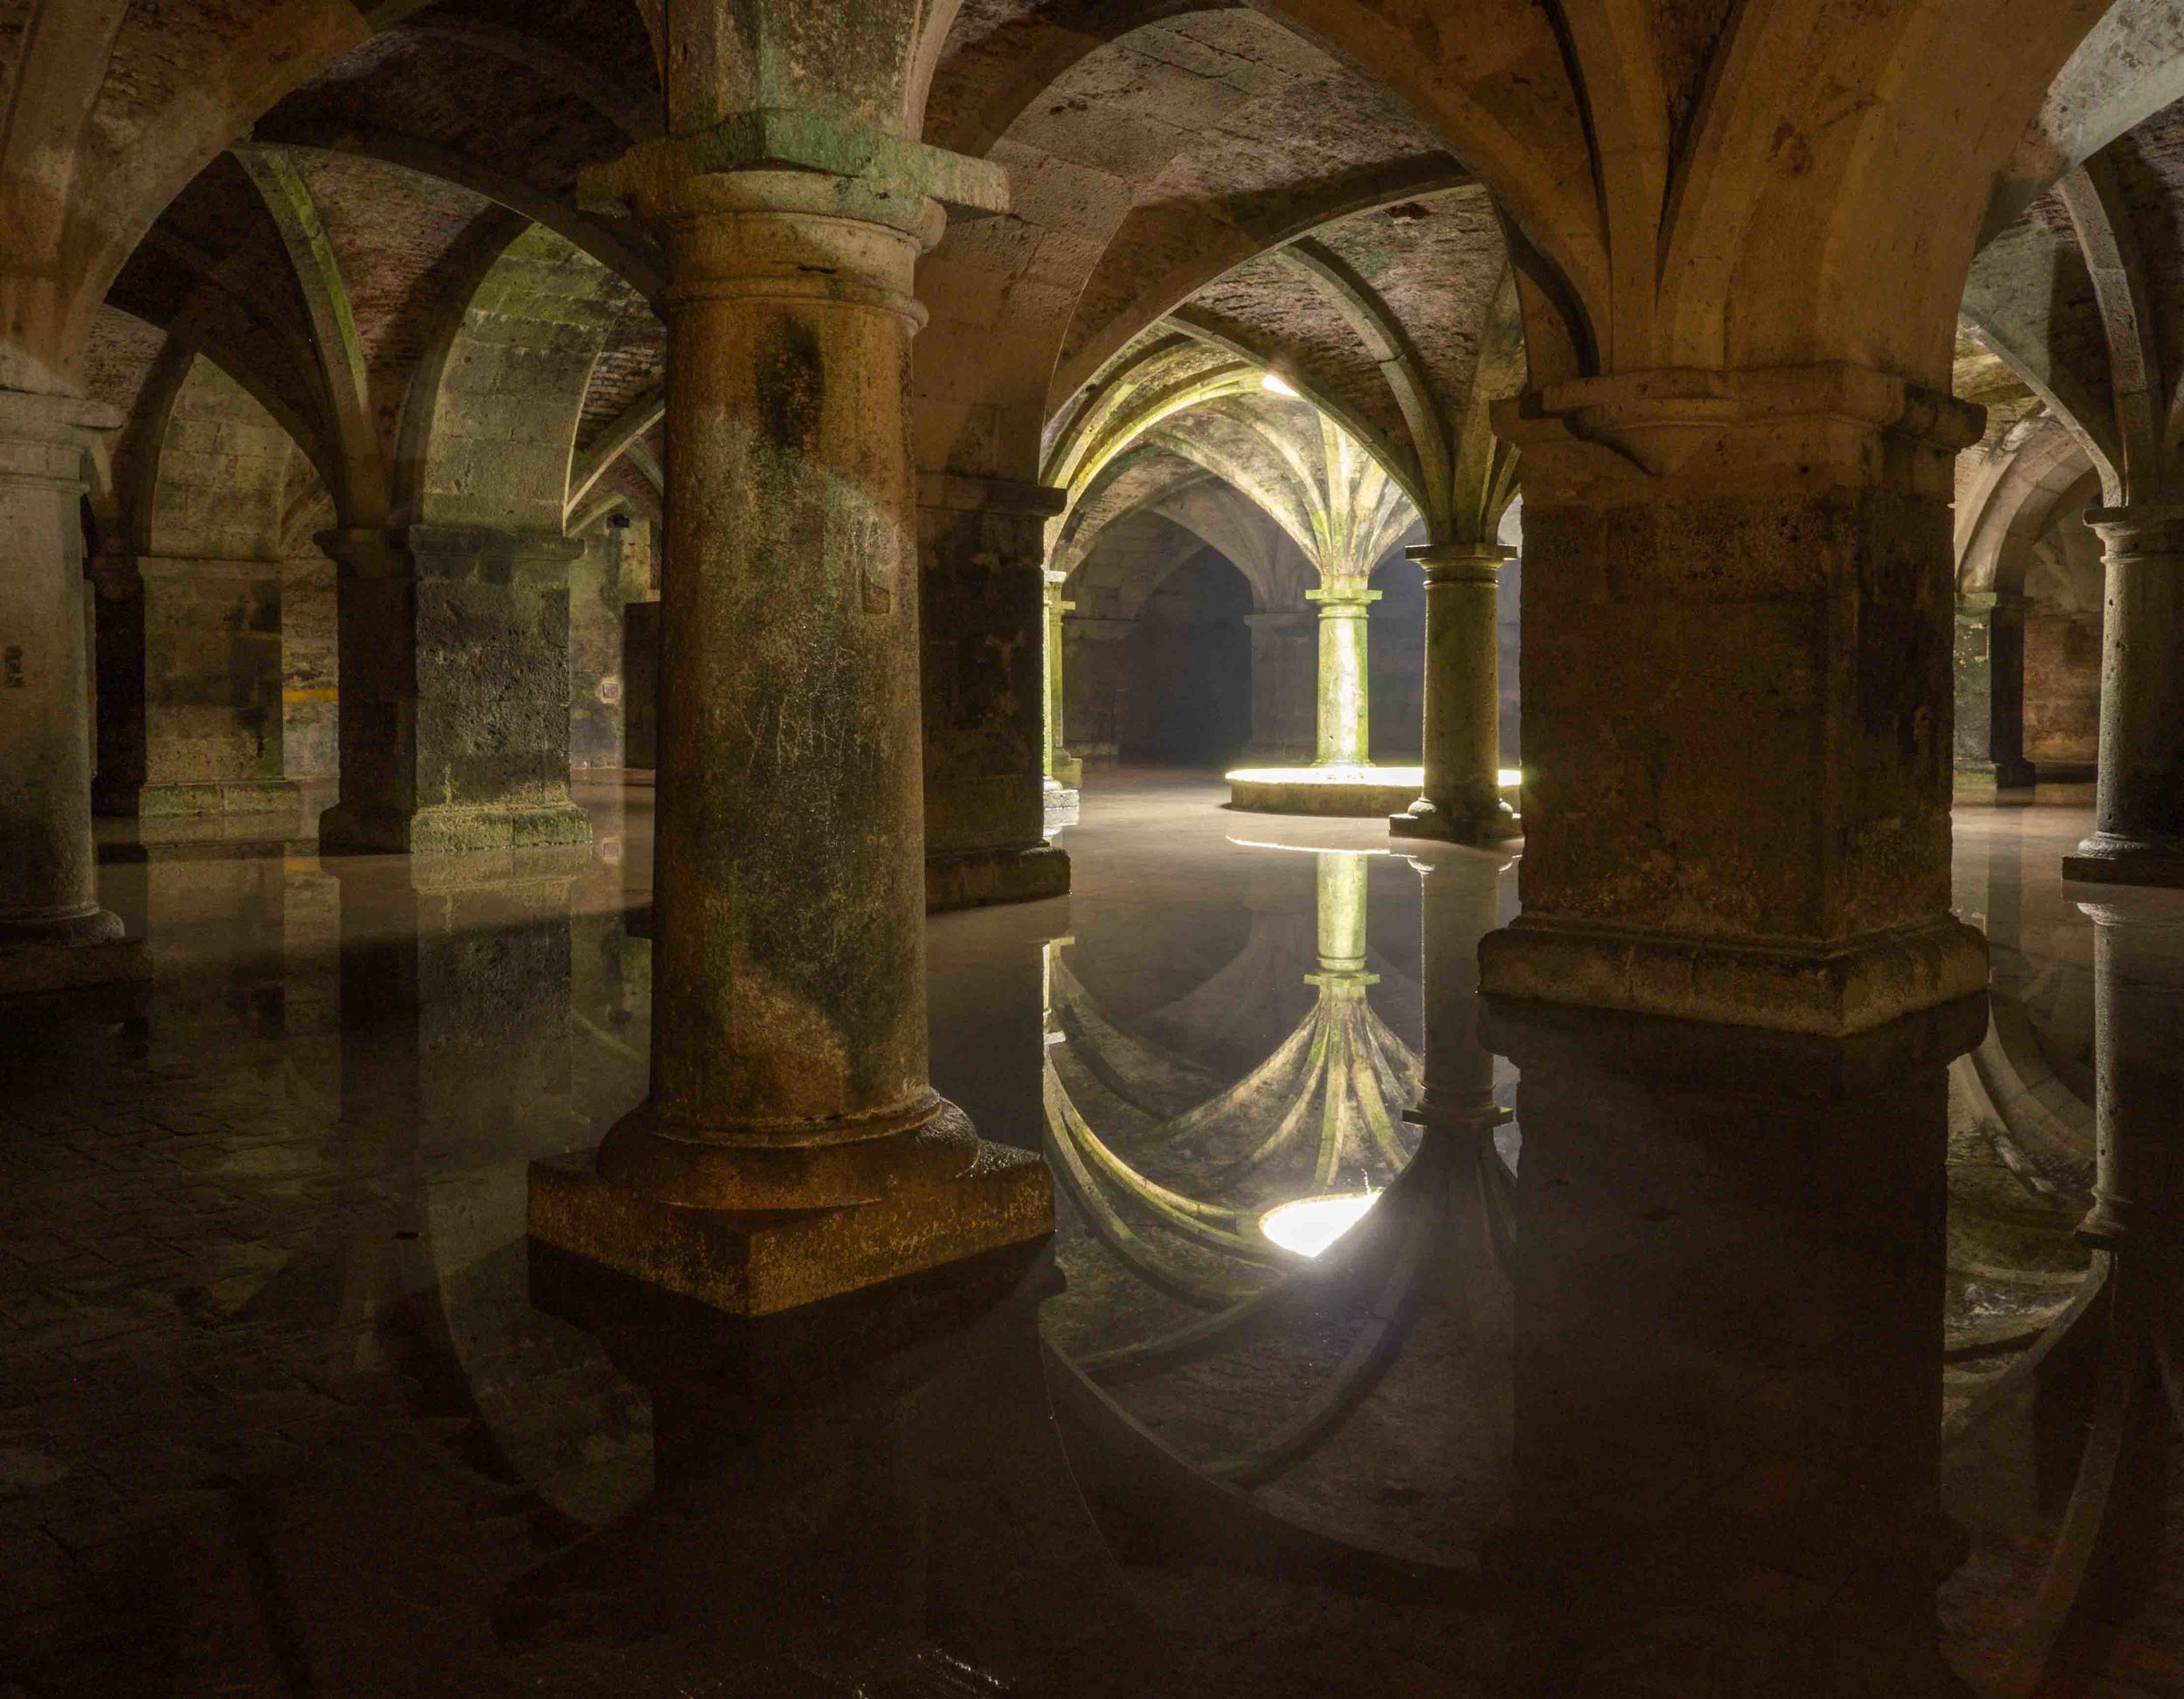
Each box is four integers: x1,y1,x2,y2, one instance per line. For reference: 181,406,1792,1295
1954,590,1999,615
1408,540,1513,583
1493,362,1981,496
0,388,119,489
1307,584,1382,609
916,472,1066,518
2085,503,2184,555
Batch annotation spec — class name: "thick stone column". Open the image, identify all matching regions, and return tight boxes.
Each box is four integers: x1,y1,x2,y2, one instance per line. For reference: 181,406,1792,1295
529,141,1050,1315
1043,569,1080,791
1952,590,2035,799
918,472,1069,911
1393,542,1518,843
2065,507,2184,887
0,390,146,998
1243,607,1315,763
1482,365,1988,1034
1062,614,1132,763
90,555,299,818
1307,581,1378,767
318,524,591,854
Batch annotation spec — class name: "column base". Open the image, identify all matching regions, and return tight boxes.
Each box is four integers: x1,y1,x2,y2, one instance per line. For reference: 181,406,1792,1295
1478,913,1989,1037
96,777,303,819
1388,797,1521,844
318,798,593,854
528,1102,1054,1317
1952,763,2000,803
0,920,149,1001
2063,832,2184,890
926,842,1070,913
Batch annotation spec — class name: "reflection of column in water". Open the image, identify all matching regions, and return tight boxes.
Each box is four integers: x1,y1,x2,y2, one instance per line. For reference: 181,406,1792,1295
2074,889,2184,1249
1485,992,1983,1695
1407,846,1514,1131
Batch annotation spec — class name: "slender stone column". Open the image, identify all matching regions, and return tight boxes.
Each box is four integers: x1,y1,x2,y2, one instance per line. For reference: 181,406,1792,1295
1482,365,1988,1034
1243,607,1315,763
2065,507,2184,887
529,144,1050,1314
318,524,591,854
917,472,1069,910
1043,569,1080,791
1988,593,2035,790
91,555,300,819
1393,542,1518,843
0,390,146,998
1307,581,1379,766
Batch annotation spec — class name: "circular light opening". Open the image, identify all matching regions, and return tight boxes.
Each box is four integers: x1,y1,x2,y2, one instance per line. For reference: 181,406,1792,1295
1259,1191,1379,1259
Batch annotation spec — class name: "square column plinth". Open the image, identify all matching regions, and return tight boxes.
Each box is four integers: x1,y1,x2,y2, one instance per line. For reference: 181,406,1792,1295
529,1105,1053,1316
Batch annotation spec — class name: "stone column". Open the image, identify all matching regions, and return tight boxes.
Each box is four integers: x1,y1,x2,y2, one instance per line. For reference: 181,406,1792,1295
1043,569,1080,791
1393,542,1518,843
1952,591,2001,800
529,139,1050,1315
1062,614,1132,763
1482,366,1988,1035
917,473,1070,911
318,524,591,854
2065,507,2184,887
0,390,146,998
1243,607,1315,763
1307,581,1379,768
90,555,299,820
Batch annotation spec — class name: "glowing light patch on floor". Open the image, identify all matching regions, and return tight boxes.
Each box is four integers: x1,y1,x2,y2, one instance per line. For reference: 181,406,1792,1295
1222,765,1524,788
1259,1191,1379,1258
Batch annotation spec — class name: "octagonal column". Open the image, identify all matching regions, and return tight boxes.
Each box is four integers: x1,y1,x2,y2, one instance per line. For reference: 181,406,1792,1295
1308,581,1378,766
0,390,146,998
529,148,1050,1314
1482,365,1987,1035
1393,541,1518,843
1043,569,1079,791
2070,886,2184,1248
2065,507,2184,887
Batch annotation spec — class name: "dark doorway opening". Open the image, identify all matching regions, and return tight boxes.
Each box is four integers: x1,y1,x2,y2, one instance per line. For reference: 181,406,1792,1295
1121,550,1253,767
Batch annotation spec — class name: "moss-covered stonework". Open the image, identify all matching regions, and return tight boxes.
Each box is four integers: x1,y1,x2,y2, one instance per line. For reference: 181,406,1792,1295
1483,366,1989,1034
319,526,592,854
569,517,655,772
918,473,1069,910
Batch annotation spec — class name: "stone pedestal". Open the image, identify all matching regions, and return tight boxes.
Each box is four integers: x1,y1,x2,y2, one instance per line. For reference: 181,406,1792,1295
1306,581,1378,766
1392,542,1519,844
1487,992,1981,1695
530,134,1051,1315
0,390,147,1000
1482,365,1988,1034
1243,606,1315,764
317,524,592,854
2064,507,2184,887
917,473,1069,911
91,554,301,821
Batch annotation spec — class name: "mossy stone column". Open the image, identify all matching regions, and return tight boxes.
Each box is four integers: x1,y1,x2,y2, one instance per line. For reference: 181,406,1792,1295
529,128,1051,1314
1483,365,1988,1035
1308,580,1378,767
2065,507,2184,887
1043,568,1080,791
1393,541,1518,843
0,390,145,996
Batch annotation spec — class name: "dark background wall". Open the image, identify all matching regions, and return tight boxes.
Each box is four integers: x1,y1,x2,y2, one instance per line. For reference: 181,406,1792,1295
1121,551,1254,765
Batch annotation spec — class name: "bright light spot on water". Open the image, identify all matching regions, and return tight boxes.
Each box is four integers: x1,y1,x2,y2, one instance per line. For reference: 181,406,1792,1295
1260,1191,1379,1258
